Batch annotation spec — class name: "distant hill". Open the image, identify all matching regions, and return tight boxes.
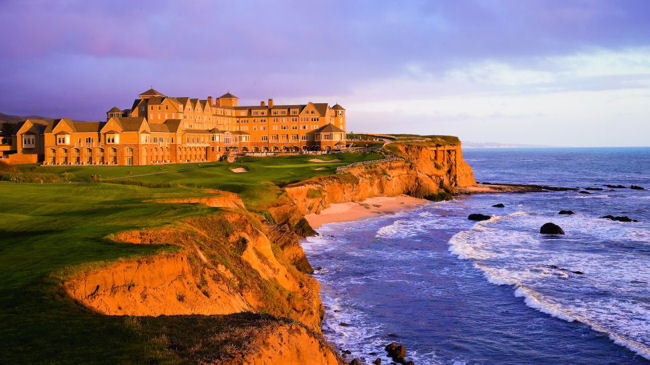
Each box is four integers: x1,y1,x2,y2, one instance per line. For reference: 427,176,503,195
0,112,55,125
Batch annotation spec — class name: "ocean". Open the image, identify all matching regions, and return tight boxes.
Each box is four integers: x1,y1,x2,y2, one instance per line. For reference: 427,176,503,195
302,148,650,364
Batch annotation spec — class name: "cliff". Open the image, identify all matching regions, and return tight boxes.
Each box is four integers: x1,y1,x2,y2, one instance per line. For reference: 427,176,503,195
274,143,475,222
63,142,474,363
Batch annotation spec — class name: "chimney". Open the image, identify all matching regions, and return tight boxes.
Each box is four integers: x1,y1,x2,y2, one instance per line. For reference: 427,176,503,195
260,101,266,106
207,96,214,106
268,98,274,108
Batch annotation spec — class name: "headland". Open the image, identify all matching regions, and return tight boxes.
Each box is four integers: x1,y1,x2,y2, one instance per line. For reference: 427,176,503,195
0,133,494,363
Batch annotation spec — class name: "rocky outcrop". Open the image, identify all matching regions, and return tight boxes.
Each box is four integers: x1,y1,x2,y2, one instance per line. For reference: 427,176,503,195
278,143,475,223
231,323,342,365
63,142,474,363
65,211,323,332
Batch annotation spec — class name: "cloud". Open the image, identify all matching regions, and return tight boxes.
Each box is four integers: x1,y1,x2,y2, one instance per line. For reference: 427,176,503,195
0,0,649,145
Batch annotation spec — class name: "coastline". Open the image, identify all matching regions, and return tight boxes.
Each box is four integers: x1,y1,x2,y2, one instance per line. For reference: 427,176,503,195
305,195,428,229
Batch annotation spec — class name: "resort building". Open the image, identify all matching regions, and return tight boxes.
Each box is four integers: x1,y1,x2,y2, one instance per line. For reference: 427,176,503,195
1,89,347,166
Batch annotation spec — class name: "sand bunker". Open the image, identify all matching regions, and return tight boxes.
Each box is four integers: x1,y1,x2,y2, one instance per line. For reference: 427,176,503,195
230,167,248,173
309,158,341,163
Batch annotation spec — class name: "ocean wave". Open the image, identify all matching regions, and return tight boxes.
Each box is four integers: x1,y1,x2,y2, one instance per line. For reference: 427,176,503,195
448,211,650,359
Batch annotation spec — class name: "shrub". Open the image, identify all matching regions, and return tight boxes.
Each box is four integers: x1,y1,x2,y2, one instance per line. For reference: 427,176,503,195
306,188,322,199
424,191,452,202
293,218,317,237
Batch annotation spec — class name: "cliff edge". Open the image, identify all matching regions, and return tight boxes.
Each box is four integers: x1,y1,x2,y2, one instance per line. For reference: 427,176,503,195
62,141,474,363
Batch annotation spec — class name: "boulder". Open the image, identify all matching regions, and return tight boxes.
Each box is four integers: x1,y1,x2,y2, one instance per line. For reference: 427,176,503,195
372,359,382,365
558,210,575,215
631,185,645,190
492,203,505,208
540,222,565,235
468,214,491,221
385,342,407,362
600,215,637,222
349,359,361,365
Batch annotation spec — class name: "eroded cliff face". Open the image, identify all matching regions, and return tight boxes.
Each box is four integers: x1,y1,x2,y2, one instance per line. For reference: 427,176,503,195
277,144,476,221
63,143,473,364
65,211,323,332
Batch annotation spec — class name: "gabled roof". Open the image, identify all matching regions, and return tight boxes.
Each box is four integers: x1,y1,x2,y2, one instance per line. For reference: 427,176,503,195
149,124,170,133
46,118,77,134
139,88,164,96
164,119,182,133
314,123,345,133
17,119,51,134
219,92,238,99
174,97,189,104
118,117,147,132
312,103,329,116
73,121,104,133
332,104,345,110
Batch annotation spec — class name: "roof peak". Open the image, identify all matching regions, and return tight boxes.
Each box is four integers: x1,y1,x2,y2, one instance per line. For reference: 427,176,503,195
139,88,164,97
219,92,238,99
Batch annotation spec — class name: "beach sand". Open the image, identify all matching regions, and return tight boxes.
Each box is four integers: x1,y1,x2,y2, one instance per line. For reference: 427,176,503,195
305,195,428,229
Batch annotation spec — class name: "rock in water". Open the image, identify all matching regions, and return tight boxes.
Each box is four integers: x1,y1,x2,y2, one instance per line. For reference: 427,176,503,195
372,359,382,365
492,203,505,208
468,213,491,221
349,359,361,365
604,184,626,189
600,215,637,222
385,342,407,362
540,222,565,235
578,190,591,194
558,210,575,215
631,185,645,190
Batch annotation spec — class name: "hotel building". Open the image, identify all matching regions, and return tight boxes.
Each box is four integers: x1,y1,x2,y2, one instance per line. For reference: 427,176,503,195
1,89,347,166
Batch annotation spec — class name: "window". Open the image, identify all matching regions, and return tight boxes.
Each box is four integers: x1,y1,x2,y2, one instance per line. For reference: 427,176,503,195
106,134,119,144
57,135,69,145
292,134,299,140
311,117,319,122
301,135,308,141
301,125,307,130
261,135,268,141
86,137,93,144
272,135,279,141
22,135,35,148
292,125,298,130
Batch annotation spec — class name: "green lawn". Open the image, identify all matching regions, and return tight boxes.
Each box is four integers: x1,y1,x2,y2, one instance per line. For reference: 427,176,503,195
0,152,382,363
13,152,382,209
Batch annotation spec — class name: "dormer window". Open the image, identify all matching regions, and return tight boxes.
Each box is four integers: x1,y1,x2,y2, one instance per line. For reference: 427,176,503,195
106,134,120,144
56,135,70,145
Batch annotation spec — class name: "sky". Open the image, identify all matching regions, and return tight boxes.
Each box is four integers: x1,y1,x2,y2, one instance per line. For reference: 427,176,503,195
1,0,650,147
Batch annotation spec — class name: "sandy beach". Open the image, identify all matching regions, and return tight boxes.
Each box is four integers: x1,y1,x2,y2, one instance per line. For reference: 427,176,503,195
305,195,428,229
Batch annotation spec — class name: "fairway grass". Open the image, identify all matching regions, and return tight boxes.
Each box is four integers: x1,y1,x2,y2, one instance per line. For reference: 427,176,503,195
0,152,382,363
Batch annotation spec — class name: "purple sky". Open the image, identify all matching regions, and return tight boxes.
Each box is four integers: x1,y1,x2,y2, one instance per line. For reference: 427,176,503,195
1,0,650,146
